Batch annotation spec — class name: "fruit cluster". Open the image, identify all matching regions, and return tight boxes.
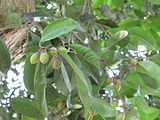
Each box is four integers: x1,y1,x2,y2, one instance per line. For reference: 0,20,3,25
30,47,68,69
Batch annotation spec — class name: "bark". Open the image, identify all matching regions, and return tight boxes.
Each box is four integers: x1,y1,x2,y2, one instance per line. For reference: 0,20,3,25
0,0,35,63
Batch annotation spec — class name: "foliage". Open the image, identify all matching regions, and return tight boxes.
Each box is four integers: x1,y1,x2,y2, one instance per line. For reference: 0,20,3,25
1,0,160,119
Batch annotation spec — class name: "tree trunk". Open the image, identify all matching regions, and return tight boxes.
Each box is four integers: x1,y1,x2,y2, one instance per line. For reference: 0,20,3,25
0,0,35,63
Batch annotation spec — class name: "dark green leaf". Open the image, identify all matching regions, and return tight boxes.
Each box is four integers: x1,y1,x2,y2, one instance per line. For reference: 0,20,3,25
10,97,43,119
41,18,77,43
23,57,36,93
0,38,11,73
69,44,100,69
46,85,66,107
34,62,48,117
58,51,92,114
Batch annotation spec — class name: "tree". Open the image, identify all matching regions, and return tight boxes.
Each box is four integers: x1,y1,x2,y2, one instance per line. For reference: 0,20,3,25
0,0,160,120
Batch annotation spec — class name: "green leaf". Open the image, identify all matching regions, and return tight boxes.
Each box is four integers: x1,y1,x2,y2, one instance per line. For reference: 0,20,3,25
139,107,159,120
69,44,100,69
91,96,116,118
93,115,105,120
58,51,91,93
54,69,69,95
41,18,77,43
138,61,160,88
125,110,140,120
119,19,140,28
34,62,48,117
107,0,124,9
125,72,160,96
77,56,100,84
23,57,36,93
46,85,66,107
74,74,92,116
92,0,107,9
106,30,128,50
128,27,159,50
152,0,160,4
0,38,11,73
58,51,92,115
10,97,43,119
21,115,35,120
61,62,72,93
129,0,145,9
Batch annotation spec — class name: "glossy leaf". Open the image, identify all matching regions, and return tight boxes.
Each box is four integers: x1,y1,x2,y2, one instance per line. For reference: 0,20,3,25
23,56,36,92
41,18,77,42
34,62,48,117
69,44,100,69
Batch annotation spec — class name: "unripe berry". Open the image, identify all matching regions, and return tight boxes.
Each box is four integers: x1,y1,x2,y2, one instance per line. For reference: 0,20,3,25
58,47,68,54
40,51,49,64
51,54,61,70
30,52,40,64
48,47,57,55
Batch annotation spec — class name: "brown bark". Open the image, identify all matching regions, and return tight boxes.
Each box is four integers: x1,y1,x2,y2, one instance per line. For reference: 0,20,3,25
0,0,35,63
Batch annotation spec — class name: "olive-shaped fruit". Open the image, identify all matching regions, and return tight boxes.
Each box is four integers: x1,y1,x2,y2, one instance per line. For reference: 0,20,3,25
48,47,57,55
58,47,68,54
40,51,49,64
52,57,61,69
30,52,40,64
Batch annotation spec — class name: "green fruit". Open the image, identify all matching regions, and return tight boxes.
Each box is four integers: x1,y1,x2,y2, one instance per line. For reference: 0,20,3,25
58,47,68,54
40,52,49,64
30,52,40,64
48,47,57,55
5,12,22,25
52,57,61,69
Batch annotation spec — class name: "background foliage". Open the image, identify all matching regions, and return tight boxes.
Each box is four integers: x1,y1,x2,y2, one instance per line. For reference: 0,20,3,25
1,0,160,120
